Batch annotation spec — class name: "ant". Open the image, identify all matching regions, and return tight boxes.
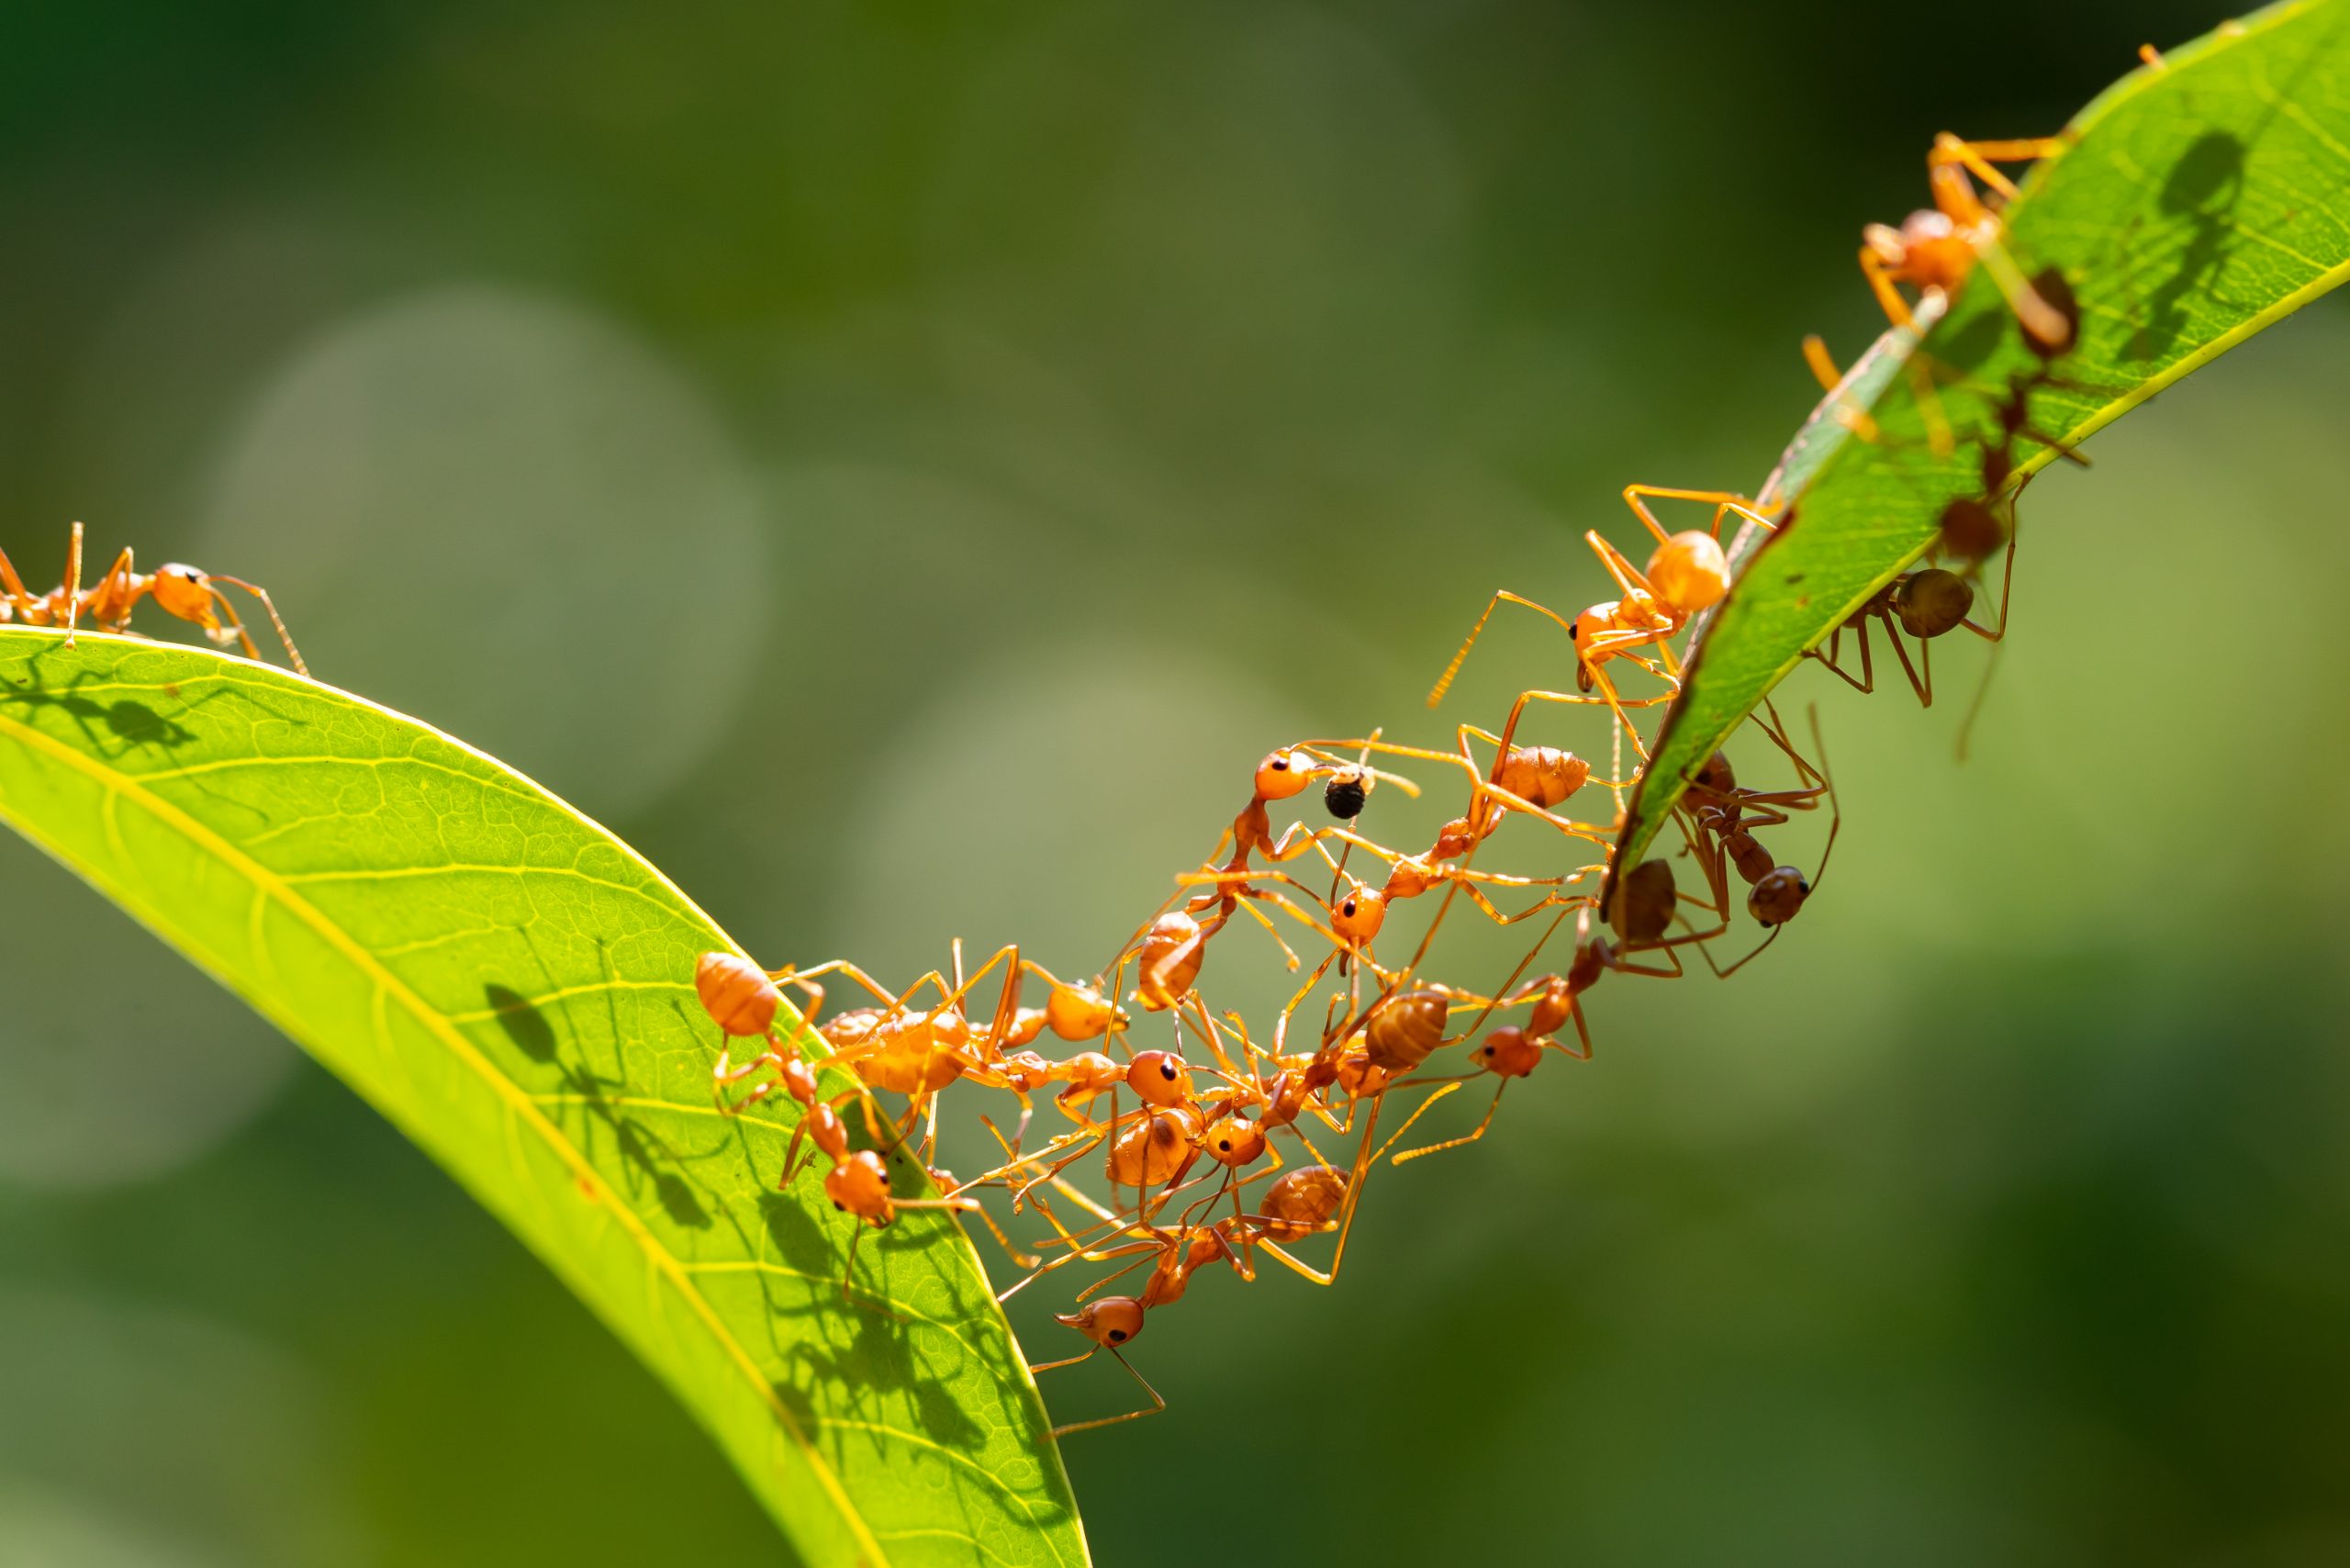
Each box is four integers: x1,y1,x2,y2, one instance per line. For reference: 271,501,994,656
1427,485,1776,757
690,951,992,1301
1678,706,1842,977
1859,132,2075,354
0,521,309,675
1807,567,1996,706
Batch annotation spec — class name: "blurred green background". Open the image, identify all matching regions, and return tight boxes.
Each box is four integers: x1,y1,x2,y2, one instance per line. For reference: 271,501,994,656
5,1,2348,1563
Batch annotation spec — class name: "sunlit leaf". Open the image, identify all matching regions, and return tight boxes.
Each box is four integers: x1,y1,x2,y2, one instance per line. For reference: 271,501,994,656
1613,0,2350,883
0,629,1088,1568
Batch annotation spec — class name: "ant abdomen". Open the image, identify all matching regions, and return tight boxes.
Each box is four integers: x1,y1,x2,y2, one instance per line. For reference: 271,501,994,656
694,951,779,1039
1362,989,1449,1073
1748,867,1812,926
1894,569,1975,639
1257,1165,1348,1242
1610,858,1677,944
1324,771,1369,820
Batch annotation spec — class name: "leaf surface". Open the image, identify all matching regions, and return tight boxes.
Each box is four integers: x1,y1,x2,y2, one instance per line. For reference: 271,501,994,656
1612,0,2350,882
0,629,1088,1568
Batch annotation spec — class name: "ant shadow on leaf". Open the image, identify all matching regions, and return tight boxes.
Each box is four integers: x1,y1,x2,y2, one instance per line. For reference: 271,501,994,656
2126,130,2250,363
487,980,721,1231
1,665,209,761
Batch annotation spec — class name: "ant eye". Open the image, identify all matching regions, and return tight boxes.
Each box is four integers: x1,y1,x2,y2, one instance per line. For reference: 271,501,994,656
1342,900,1357,916
1159,1061,1177,1080
1108,1328,1127,1342
1271,757,1289,771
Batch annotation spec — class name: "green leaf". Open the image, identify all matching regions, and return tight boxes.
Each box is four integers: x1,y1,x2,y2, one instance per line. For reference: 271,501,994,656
0,629,1088,1568
1612,0,2350,881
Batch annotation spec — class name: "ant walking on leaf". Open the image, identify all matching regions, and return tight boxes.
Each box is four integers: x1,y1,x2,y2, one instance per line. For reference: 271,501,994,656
0,521,309,675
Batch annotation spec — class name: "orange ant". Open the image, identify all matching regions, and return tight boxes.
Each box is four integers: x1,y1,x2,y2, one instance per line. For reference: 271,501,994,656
1859,133,2074,353
0,521,308,674
1027,1167,1351,1439
1427,486,1776,757
690,951,992,1299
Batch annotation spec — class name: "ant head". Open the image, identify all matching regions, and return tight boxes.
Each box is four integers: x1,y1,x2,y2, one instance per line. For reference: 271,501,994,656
1748,866,1812,927
1253,748,1316,801
822,1149,893,1224
1333,883,1387,946
1125,1049,1193,1106
1202,1114,1267,1169
1895,569,1975,639
693,951,779,1038
1472,1026,1543,1080
1646,530,1730,618
1610,858,1678,944
1058,1296,1147,1348
1936,498,2006,565
1323,770,1369,821
150,563,218,626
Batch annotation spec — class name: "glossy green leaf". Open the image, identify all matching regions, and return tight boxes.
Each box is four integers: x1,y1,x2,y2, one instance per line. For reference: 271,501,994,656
1613,0,2350,882
0,629,1088,1568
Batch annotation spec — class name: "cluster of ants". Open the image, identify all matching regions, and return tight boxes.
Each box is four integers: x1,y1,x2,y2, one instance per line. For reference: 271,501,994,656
1,130,2083,1444
690,131,2089,1439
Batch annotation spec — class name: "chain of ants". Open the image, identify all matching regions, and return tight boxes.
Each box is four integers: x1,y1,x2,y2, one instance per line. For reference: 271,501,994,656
3,133,2087,1442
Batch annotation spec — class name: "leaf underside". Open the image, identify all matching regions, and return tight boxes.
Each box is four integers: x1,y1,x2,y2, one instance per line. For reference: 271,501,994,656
0,630,1088,1568
1613,0,2350,879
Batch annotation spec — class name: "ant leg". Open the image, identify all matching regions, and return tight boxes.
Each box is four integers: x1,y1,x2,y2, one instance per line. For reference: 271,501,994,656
1901,356,1958,458
1046,1350,1167,1441
1859,248,1919,330
1369,1080,1466,1161
0,547,40,619
1802,335,1882,442
1320,1089,1388,1286
1558,1002,1595,1060
1878,613,1930,706
1029,1345,1098,1376
1392,1083,1508,1165
62,523,85,646
207,576,308,675
1807,617,1881,695
1930,134,2066,202
1701,925,1783,980
959,1202,1041,1274
1963,507,2020,644
1581,529,1658,604
1621,484,1775,544
1427,590,1580,708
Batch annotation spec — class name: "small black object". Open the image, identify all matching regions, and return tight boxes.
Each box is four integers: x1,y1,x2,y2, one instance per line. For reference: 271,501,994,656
1324,773,1368,820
